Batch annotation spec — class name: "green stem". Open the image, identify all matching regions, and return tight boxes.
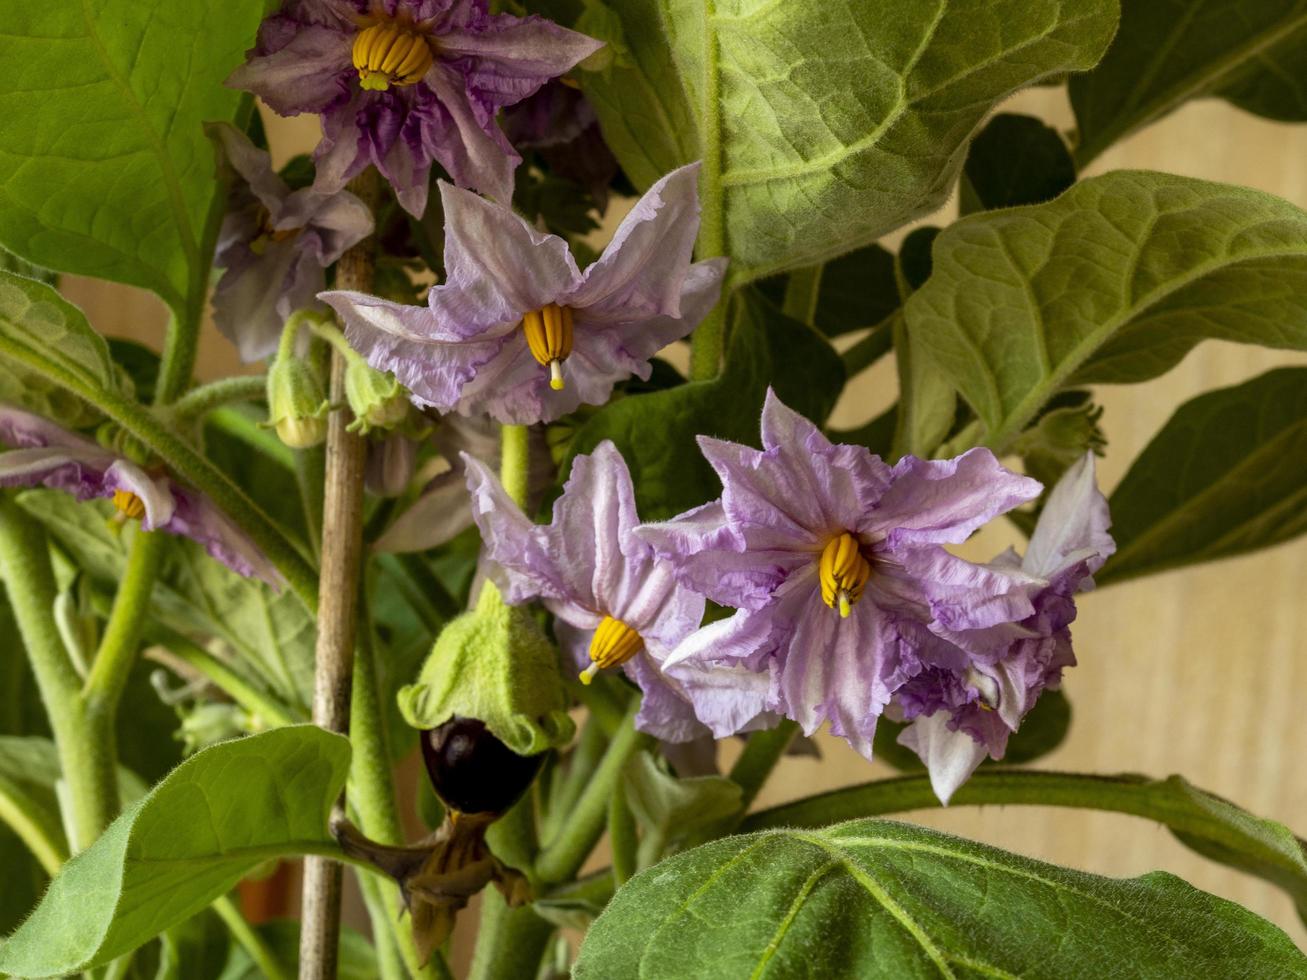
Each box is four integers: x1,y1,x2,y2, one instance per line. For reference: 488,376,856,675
208,406,297,470
608,781,636,886
213,895,292,980
155,309,199,406
690,0,727,382
0,334,319,608
0,777,67,874
354,870,408,980
689,301,728,381
149,626,298,727
0,497,107,849
840,312,897,378
169,376,266,423
466,892,554,980
540,714,606,843
295,444,326,562
535,698,648,885
729,719,798,815
781,265,824,326
499,424,531,508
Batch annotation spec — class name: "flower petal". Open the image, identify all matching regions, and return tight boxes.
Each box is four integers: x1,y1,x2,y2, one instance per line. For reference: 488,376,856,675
226,24,352,116
213,238,311,362
898,710,988,805
423,64,519,205
166,488,283,587
207,123,290,217
1024,452,1115,583
104,461,176,530
373,469,473,553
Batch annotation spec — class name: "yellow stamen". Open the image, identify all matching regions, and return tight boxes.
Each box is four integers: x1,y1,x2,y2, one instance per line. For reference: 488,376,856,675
819,532,871,618
581,615,642,685
352,21,434,92
112,489,146,521
522,303,574,391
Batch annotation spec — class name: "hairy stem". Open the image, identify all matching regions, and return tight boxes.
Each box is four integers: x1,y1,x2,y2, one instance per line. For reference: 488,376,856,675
499,424,531,507
689,301,728,381
466,893,554,980
169,375,266,423
300,168,378,980
781,265,824,326
213,895,292,980
0,497,107,850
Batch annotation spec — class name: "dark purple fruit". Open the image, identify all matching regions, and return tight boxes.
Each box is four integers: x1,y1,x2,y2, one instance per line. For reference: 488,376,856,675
420,717,543,815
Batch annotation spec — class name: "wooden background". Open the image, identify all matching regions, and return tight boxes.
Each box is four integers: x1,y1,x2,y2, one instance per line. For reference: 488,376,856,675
62,86,1307,957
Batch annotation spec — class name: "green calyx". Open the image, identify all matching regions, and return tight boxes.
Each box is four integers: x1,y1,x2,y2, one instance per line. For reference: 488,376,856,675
344,358,409,434
264,354,328,449
398,582,575,756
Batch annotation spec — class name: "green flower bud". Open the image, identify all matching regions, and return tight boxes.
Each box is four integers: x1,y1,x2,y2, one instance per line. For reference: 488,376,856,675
399,583,575,757
345,359,410,434
265,354,328,449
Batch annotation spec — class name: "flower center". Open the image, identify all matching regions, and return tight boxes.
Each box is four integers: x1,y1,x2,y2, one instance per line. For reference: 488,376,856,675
522,303,574,391
819,532,870,618
352,21,434,92
580,615,643,685
112,489,146,521
250,207,300,256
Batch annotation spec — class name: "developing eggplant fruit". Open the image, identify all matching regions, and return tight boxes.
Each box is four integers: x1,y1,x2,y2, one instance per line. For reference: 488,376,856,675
421,716,544,815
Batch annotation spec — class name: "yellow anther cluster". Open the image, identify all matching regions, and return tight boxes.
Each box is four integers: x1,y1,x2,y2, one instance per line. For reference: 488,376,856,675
819,532,871,618
580,615,643,685
522,303,574,390
352,21,434,91
112,489,146,521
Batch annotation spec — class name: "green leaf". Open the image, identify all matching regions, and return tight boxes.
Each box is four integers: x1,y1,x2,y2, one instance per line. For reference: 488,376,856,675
581,0,1119,282
568,290,844,520
905,171,1307,453
622,751,742,851
0,271,133,415
809,245,899,338
959,113,1076,215
217,919,376,980
742,770,1307,929
0,726,349,977
0,1,265,313
1101,367,1307,584
576,818,1307,978
1070,0,1307,165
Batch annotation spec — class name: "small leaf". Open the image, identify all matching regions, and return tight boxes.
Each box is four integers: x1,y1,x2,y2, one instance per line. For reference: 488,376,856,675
0,726,350,977
1101,367,1307,584
0,1,266,311
808,245,899,338
568,290,844,520
906,172,1307,452
576,819,1307,978
0,272,132,411
622,751,742,846
959,113,1076,215
1071,1,1307,165
582,0,1119,282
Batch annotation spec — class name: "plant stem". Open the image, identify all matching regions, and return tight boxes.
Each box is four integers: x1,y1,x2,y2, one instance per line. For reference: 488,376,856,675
169,376,266,423
535,698,648,885
841,311,897,378
148,626,298,728
781,265,824,326
689,301,727,381
155,309,199,406
499,424,531,507
466,893,554,980
729,719,798,814
608,780,636,886
213,894,292,980
300,168,378,980
0,497,107,850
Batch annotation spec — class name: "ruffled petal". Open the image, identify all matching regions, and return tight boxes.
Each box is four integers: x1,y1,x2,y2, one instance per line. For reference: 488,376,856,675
373,469,473,553
213,237,310,362
423,64,519,204
166,488,283,587
104,461,176,530
226,24,352,116
207,123,289,217
462,453,560,605
898,711,988,805
872,450,1042,545
0,406,105,453
1024,452,1115,583
570,164,705,319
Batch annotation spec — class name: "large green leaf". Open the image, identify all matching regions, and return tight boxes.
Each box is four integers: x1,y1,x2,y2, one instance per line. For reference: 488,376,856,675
0,271,132,414
581,0,1118,283
1070,0,1307,165
0,726,349,977
742,770,1307,929
958,113,1076,215
576,818,1306,978
905,171,1307,452
0,1,265,313
1101,367,1307,584
567,290,844,520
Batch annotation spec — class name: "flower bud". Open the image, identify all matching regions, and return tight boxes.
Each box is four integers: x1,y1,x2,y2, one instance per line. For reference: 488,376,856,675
265,354,327,449
345,359,410,434
398,582,574,760
365,433,417,497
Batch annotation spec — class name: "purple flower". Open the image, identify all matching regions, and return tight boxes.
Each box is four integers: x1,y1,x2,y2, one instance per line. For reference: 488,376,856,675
895,453,1114,803
641,390,1043,759
321,163,726,424
464,440,769,743
502,79,618,211
0,406,281,587
210,123,374,362
226,0,603,216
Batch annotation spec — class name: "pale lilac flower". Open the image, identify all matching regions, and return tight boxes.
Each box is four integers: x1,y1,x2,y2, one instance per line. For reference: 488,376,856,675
321,163,725,424
643,390,1043,759
464,440,769,742
209,123,374,362
0,406,281,587
226,0,602,216
896,453,1114,803
503,79,618,210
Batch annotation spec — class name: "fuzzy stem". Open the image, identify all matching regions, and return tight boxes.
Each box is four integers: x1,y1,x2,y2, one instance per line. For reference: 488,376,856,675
0,497,108,850
608,779,637,886
466,893,554,980
689,301,728,381
781,265,824,326
169,376,267,423
499,424,531,507
535,698,648,885
299,168,378,980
